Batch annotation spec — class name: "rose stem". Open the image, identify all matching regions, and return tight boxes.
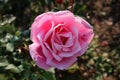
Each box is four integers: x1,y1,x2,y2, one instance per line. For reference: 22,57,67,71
55,68,62,80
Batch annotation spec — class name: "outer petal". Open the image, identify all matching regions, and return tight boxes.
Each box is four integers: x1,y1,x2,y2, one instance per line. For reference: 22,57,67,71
48,57,77,70
74,17,94,56
75,17,94,44
30,12,54,43
36,56,51,70
29,43,51,69
75,41,88,56
54,10,75,27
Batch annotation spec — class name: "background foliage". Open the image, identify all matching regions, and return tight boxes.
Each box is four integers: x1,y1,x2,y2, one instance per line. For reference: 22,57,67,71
0,0,120,80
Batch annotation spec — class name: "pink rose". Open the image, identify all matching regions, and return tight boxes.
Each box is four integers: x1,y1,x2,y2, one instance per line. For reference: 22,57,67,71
29,10,94,70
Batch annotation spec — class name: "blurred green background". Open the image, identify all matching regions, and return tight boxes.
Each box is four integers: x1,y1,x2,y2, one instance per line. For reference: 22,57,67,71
0,0,120,80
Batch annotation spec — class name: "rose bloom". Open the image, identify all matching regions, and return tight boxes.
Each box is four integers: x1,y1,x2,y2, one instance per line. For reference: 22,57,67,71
29,10,94,70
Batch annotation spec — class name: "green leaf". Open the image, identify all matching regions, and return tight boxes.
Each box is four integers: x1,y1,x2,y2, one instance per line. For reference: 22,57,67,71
0,74,7,80
6,43,14,52
0,62,8,67
5,64,21,73
15,31,21,36
42,71,54,80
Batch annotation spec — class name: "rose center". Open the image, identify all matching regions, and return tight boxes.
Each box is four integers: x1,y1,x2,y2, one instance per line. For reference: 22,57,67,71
60,36,68,45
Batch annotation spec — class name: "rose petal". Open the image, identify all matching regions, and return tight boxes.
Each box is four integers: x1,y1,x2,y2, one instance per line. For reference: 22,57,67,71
54,10,75,27
44,42,63,61
38,30,63,62
77,17,93,29
73,17,94,56
59,40,81,57
44,21,54,41
75,42,88,56
66,23,78,41
53,42,62,51
75,17,94,44
29,43,51,69
49,57,77,70
31,12,54,43
54,27,73,47
36,56,51,70
37,34,53,64
61,32,73,47
53,32,73,52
